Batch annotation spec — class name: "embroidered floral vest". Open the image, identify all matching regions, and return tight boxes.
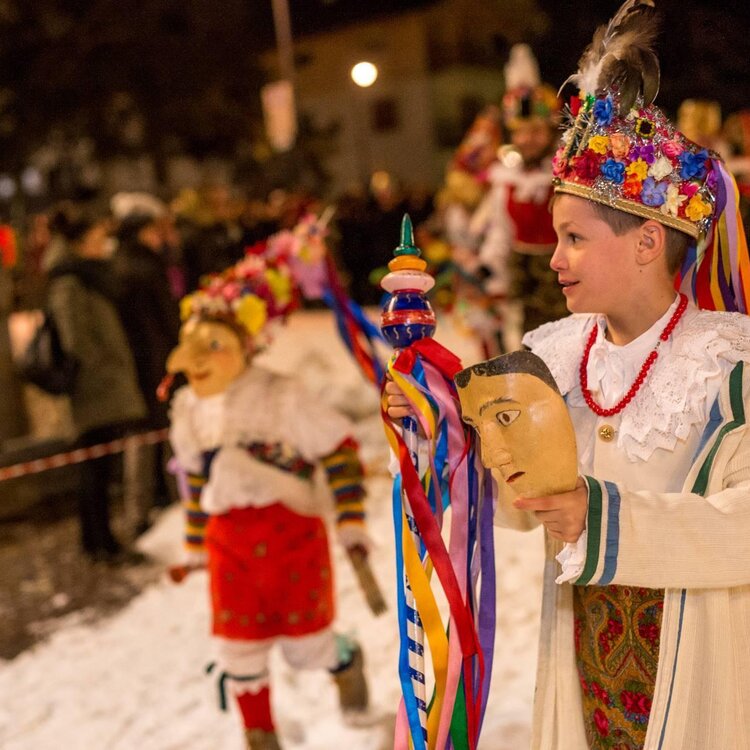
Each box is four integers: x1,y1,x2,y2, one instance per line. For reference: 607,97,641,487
573,584,664,749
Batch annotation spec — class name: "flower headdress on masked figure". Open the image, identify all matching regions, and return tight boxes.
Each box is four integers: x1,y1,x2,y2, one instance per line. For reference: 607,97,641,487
552,0,749,313
165,210,385,396
502,43,561,133
178,242,298,356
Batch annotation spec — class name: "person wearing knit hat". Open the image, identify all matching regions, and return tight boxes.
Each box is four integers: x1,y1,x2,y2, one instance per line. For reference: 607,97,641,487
466,43,567,351
165,244,372,750
384,1,750,747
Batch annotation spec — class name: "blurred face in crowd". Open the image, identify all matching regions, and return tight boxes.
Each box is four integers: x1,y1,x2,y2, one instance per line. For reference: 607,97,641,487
510,119,556,166
137,220,164,252
76,220,113,259
167,318,247,397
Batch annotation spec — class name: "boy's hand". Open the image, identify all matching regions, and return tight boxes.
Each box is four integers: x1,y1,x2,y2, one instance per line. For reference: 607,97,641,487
512,477,588,543
384,378,413,420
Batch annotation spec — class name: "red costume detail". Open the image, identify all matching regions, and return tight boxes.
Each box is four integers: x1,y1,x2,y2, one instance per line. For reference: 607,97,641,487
207,504,335,640
506,184,558,247
236,687,275,732
580,294,688,417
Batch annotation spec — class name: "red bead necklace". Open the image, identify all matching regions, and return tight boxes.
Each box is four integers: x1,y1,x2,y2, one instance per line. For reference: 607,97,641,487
579,293,688,417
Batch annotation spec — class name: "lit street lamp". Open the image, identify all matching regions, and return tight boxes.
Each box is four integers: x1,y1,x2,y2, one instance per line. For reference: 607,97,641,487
351,61,378,88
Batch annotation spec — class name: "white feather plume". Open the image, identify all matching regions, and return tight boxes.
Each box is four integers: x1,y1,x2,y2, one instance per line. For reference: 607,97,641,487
562,0,660,109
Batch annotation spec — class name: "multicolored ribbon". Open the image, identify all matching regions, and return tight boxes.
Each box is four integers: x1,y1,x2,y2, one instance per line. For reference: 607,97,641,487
382,338,495,750
679,159,750,312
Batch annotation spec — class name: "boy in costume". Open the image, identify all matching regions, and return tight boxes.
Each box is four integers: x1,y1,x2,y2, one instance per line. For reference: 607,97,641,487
388,1,750,747
466,43,567,342
167,250,371,750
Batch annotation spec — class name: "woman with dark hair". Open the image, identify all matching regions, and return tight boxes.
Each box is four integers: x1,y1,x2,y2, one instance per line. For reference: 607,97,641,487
46,205,147,563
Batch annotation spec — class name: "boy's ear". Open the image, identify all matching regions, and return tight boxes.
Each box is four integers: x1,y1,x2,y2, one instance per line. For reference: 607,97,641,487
635,220,667,266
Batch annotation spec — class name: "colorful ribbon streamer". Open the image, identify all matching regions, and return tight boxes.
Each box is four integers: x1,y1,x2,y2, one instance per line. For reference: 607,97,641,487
382,338,495,750
679,159,750,312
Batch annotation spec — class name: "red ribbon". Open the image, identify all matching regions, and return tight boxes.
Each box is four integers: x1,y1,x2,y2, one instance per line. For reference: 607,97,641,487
394,338,464,380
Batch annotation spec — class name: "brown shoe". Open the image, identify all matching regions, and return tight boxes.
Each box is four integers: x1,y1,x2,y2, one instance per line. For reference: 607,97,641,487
331,645,369,713
245,728,281,750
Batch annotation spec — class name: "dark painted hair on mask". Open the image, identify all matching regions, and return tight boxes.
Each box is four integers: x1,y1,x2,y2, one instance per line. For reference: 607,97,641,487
454,350,560,395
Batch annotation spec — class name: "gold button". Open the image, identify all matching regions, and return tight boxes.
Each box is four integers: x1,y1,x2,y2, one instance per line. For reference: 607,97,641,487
598,424,615,442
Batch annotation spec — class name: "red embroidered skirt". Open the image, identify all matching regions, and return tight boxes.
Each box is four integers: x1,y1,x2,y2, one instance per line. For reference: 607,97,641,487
206,503,335,640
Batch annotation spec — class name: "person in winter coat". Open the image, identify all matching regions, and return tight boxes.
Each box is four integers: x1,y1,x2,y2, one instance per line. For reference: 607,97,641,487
112,195,182,532
46,206,147,563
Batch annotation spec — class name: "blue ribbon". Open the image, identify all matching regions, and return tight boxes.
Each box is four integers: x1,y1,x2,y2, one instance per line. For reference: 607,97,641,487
392,475,427,750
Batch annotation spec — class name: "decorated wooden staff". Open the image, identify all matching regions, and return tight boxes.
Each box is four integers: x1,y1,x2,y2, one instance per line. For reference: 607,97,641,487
381,215,496,750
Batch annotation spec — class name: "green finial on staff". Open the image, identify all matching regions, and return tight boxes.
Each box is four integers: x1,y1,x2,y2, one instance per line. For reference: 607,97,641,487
393,214,421,257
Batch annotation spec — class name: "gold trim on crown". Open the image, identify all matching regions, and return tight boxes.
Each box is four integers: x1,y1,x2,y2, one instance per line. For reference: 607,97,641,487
553,181,700,239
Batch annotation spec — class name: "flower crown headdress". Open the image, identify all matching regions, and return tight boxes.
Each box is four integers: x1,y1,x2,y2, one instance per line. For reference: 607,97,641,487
179,239,300,352
552,0,750,312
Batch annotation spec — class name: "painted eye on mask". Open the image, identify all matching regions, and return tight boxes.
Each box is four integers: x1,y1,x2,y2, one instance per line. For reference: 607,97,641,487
496,409,520,426
209,339,223,351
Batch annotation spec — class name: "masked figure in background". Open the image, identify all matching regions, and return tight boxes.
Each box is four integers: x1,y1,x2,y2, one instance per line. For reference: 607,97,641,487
166,253,371,750
437,105,507,357
467,44,567,348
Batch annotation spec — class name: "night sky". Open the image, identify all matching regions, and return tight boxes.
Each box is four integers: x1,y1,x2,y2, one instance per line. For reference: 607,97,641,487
283,0,750,117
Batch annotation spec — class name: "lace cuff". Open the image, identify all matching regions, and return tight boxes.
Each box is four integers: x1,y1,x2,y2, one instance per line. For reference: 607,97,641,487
555,532,588,584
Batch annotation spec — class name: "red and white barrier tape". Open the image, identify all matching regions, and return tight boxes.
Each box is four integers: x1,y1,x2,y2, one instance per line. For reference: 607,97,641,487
0,428,169,482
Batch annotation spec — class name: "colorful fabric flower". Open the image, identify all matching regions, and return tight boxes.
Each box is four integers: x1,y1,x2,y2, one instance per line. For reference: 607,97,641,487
634,118,656,138
264,268,293,306
681,181,699,198
609,133,631,160
649,155,674,181
180,293,196,322
572,151,602,181
552,152,568,176
221,280,242,302
235,294,268,336
660,184,688,217
600,158,625,184
593,96,614,126
679,149,709,180
588,135,610,155
685,194,712,222
661,140,685,160
623,173,643,198
626,158,649,180
641,177,669,207
629,142,655,164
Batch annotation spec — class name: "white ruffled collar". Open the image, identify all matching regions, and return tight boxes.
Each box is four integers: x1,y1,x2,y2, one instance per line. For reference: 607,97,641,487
523,305,750,461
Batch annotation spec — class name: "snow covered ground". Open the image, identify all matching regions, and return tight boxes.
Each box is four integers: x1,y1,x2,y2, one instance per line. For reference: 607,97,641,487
0,311,544,750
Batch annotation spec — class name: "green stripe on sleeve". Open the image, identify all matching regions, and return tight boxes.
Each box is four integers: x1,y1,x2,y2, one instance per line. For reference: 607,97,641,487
692,361,745,496
576,476,603,586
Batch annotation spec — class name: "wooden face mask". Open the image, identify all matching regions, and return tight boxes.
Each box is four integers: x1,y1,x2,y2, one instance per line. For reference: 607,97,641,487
166,318,247,397
455,351,578,498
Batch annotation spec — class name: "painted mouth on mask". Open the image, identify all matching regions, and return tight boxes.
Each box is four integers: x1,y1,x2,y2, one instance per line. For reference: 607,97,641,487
507,471,525,483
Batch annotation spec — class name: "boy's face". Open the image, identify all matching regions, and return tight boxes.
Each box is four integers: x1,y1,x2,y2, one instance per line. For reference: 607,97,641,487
458,371,578,498
167,319,247,397
550,195,640,316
